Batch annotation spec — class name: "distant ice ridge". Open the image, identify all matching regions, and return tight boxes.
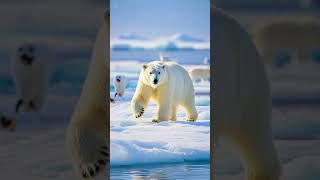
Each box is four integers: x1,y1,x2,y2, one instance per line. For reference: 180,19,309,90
111,33,209,51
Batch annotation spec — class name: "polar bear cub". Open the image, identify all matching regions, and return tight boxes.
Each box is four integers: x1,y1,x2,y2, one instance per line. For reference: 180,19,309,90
189,67,210,82
66,10,109,179
11,43,51,113
131,61,198,122
113,75,128,98
213,8,281,180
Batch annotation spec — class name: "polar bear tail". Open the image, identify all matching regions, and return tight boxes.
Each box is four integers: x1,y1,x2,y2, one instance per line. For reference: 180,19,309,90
66,126,108,179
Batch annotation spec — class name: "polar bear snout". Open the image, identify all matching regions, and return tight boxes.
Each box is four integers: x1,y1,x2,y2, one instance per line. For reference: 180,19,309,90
153,78,158,85
20,54,34,65
17,44,36,65
115,75,121,82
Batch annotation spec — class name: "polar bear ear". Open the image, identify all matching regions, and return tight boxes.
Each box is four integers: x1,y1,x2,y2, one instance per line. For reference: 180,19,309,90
159,63,165,69
142,64,148,70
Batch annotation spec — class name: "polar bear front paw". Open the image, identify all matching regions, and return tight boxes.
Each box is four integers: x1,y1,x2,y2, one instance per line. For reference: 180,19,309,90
67,127,108,179
133,102,145,118
79,146,109,178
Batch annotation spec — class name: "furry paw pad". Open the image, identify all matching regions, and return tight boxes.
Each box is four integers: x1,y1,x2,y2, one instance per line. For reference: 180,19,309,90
79,146,109,178
135,107,144,118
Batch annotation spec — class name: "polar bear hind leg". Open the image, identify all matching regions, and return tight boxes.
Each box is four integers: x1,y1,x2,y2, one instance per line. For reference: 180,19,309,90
228,130,280,180
182,99,198,122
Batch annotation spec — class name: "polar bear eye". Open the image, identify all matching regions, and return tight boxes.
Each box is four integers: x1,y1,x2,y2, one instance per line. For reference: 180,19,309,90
149,72,152,75
158,72,160,75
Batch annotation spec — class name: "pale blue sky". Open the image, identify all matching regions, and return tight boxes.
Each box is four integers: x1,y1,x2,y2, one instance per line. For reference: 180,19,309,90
110,0,210,39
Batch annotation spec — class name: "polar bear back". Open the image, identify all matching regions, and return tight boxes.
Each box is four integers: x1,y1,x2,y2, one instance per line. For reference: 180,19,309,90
213,9,271,134
163,62,194,104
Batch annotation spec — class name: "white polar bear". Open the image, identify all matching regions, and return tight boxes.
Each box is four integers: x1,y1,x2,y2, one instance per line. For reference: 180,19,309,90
131,61,198,122
66,10,109,179
188,67,210,82
11,43,51,113
213,8,281,180
113,75,128,98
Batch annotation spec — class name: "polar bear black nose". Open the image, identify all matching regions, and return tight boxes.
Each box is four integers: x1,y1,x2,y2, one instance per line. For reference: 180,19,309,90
153,79,158,84
20,54,34,65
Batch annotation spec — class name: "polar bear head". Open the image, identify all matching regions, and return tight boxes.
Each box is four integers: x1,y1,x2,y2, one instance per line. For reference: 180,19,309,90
142,61,168,89
16,43,36,65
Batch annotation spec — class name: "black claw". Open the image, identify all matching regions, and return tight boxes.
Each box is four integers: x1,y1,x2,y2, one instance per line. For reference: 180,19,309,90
94,164,100,172
98,159,106,165
100,151,109,157
82,171,89,178
101,147,109,151
88,167,95,177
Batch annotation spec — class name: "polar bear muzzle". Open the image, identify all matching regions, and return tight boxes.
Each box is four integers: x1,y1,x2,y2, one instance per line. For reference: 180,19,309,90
18,44,36,65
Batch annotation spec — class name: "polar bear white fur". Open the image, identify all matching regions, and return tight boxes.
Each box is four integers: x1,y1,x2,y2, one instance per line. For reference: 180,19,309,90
188,67,210,82
252,21,320,65
66,10,109,179
113,75,128,98
11,43,51,113
213,8,281,180
131,61,197,122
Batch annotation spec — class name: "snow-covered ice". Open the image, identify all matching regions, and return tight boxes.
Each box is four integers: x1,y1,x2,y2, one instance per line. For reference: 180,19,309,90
110,60,211,166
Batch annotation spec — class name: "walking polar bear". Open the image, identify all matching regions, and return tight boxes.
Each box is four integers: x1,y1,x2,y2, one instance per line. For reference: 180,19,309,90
11,43,51,113
188,67,210,82
213,8,281,180
131,61,198,122
66,10,109,179
113,75,128,98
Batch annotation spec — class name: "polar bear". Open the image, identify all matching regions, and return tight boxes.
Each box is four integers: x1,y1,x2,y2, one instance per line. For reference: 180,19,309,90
252,21,320,65
66,10,109,179
188,67,210,82
113,75,128,98
11,43,51,113
131,61,197,122
213,8,281,180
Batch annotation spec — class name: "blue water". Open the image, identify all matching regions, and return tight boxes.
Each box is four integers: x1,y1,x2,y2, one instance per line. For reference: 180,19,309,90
110,162,210,180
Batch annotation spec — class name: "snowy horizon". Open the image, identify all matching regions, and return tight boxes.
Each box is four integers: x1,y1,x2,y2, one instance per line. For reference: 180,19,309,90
111,33,210,51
